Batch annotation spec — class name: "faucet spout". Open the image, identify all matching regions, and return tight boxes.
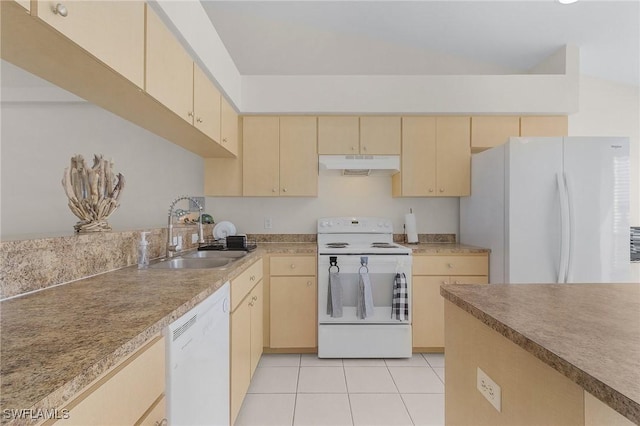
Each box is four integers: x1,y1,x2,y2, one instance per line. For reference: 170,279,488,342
167,196,205,258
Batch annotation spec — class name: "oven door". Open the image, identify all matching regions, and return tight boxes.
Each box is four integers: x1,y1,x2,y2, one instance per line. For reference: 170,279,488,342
318,254,412,324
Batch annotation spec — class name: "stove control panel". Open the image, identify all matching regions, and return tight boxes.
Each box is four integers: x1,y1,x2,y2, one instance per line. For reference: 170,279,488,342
318,217,393,233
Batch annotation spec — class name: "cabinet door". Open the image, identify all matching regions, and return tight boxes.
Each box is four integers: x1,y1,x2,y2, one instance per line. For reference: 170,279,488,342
145,6,193,123
360,116,401,155
436,116,471,196
412,276,447,348
279,116,318,196
250,281,264,377
221,98,239,156
243,116,279,196
270,277,317,349
397,116,437,196
193,64,221,143
520,116,568,137
37,1,144,88
471,116,520,152
230,300,251,425
318,116,359,154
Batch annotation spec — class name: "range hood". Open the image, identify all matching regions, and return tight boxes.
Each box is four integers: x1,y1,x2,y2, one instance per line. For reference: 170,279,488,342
318,155,400,176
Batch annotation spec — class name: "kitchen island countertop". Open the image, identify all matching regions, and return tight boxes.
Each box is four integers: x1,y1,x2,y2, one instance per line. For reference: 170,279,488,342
441,282,640,424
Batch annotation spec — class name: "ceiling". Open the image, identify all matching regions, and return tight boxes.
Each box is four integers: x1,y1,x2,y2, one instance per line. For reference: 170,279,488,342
201,0,640,86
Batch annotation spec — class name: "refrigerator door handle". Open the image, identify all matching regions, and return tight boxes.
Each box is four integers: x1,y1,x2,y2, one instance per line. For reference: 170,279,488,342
564,173,575,283
557,173,570,283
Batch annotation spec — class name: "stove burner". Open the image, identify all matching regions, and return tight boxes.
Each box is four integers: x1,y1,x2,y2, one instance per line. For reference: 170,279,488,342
371,242,397,248
326,242,349,248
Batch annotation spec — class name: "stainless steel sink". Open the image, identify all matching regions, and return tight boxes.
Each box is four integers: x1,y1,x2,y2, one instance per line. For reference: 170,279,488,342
149,257,233,270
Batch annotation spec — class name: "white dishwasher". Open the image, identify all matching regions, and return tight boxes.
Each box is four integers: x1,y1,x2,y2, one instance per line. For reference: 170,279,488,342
166,282,230,426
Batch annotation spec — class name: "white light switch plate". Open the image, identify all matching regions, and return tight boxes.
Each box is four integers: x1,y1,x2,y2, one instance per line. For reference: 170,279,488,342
191,233,198,244
477,367,501,412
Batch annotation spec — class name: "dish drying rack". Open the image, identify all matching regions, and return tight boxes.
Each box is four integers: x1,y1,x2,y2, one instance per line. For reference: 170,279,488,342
198,236,257,252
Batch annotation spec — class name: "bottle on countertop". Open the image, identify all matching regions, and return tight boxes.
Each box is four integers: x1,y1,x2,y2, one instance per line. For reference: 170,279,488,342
138,231,150,269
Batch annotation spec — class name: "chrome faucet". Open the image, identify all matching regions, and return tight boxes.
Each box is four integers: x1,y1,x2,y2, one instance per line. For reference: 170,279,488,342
167,196,205,258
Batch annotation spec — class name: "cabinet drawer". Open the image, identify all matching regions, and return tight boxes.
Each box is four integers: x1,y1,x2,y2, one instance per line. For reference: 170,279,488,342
413,255,488,276
54,336,164,425
270,256,316,276
231,258,263,312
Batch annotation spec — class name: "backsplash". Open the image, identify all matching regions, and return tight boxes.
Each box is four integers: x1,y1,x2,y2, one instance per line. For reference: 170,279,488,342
0,225,213,300
1,230,455,300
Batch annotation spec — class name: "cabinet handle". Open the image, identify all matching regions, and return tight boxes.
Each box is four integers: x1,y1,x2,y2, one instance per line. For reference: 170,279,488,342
447,263,454,269
249,275,255,281
196,117,203,123
439,188,445,193
249,301,254,307
428,188,434,193
155,419,168,426
282,188,287,193
351,146,356,151
454,281,461,284
290,264,296,269
222,138,227,143
362,146,367,152
252,295,258,302
53,3,68,17
307,281,312,287
272,188,277,193
442,280,448,285
188,111,194,117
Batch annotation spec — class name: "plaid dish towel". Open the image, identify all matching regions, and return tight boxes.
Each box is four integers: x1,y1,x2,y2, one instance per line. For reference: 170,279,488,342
392,273,409,321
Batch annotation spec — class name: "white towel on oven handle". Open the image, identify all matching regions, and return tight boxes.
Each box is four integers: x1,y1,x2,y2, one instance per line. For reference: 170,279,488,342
356,271,375,319
327,272,343,318
392,272,409,321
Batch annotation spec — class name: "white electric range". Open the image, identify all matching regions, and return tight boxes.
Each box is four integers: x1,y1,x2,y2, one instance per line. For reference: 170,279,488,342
317,217,413,358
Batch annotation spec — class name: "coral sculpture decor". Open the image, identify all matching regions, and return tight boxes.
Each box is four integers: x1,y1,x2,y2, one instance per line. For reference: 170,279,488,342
61,154,125,233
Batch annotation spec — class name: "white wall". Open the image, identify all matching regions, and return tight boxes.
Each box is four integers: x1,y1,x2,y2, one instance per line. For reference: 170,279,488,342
207,176,459,236
568,75,640,226
0,102,204,238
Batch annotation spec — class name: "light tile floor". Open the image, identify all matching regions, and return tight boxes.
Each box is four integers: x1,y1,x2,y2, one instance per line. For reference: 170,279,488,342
235,353,445,426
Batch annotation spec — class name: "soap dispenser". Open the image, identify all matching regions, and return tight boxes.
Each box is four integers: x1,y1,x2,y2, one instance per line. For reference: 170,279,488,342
138,232,150,269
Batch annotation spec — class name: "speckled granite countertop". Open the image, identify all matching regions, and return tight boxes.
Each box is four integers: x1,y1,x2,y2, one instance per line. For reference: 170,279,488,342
0,244,319,424
441,283,640,424
402,243,489,254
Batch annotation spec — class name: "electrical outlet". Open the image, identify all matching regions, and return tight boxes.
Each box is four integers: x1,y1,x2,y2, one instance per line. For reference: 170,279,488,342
264,217,272,229
191,233,198,244
477,367,501,412
176,236,183,251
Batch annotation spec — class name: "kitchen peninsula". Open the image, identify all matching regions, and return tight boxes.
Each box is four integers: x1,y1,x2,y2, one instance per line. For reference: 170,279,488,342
441,283,639,425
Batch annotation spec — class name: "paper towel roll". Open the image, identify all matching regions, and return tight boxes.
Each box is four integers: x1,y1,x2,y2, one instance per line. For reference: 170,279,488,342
405,213,418,243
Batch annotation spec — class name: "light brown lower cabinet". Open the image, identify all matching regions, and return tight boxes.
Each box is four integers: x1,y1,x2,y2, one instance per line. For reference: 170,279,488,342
49,335,165,425
412,254,488,351
230,259,264,425
269,255,317,350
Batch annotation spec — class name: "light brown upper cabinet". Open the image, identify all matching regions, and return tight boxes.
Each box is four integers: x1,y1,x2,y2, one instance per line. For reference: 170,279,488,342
471,116,520,153
36,0,145,88
359,116,401,154
243,116,318,197
243,116,280,196
393,116,471,197
318,116,401,155
193,64,222,143
221,98,239,156
520,116,568,137
318,116,360,154
145,6,193,123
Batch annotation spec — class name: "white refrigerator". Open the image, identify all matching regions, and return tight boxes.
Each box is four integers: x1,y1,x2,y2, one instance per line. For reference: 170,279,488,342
460,137,631,284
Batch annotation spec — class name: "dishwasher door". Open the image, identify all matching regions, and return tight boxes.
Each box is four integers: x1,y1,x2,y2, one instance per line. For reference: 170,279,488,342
166,282,230,426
